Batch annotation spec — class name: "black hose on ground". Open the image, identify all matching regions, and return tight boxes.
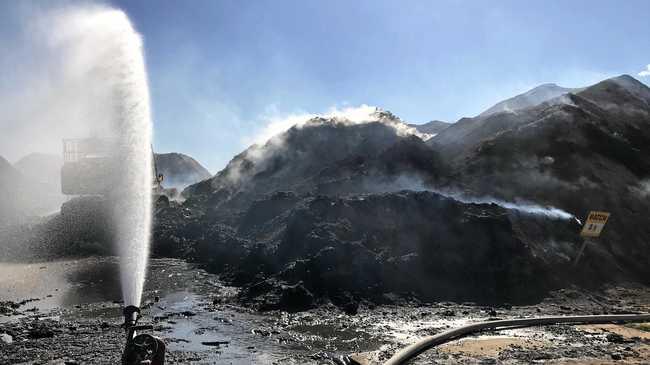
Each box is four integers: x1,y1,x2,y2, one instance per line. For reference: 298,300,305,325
383,313,650,365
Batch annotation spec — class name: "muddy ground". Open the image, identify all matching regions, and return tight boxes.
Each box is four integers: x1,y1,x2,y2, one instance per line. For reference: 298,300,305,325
0,257,649,364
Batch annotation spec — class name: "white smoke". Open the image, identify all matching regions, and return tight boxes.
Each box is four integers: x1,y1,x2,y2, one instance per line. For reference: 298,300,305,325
0,3,123,161
631,179,650,198
222,105,433,184
437,189,575,220
478,198,574,219
246,104,433,146
638,64,650,77
368,175,575,220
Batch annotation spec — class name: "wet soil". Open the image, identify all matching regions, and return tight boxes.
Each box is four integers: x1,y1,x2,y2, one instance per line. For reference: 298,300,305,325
0,258,648,364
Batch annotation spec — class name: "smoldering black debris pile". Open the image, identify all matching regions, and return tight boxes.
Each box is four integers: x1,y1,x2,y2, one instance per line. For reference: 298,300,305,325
429,75,650,282
3,75,650,313
152,190,593,312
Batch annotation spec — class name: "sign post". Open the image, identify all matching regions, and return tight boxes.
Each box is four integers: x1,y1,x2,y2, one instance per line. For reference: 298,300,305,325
574,211,610,265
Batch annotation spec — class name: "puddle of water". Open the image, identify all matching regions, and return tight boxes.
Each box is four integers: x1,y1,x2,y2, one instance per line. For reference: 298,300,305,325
148,290,301,363
0,257,213,314
0,258,121,312
372,316,474,344
499,326,567,341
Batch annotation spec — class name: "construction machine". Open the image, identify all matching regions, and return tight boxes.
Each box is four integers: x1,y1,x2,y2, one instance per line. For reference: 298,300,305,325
61,138,163,196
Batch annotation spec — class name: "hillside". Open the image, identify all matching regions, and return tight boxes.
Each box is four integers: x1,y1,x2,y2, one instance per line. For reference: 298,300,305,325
408,120,450,135
0,155,62,227
13,153,63,184
13,153,65,213
183,112,446,216
432,75,650,281
479,83,578,117
0,156,23,226
154,152,211,189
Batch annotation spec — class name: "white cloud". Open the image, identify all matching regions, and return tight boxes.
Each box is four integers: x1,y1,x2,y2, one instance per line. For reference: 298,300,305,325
638,64,650,77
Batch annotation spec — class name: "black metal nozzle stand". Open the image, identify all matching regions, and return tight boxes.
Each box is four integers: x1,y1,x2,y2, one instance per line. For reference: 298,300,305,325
123,305,141,342
121,305,165,365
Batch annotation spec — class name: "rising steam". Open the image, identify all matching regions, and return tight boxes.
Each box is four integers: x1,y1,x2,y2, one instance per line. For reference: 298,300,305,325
248,104,433,146
371,175,575,220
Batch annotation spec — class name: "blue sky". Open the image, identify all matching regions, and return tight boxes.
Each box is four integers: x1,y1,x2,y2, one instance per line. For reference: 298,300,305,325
2,1,649,172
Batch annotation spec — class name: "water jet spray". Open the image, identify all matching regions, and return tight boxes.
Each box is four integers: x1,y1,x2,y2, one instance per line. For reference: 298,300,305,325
48,5,164,361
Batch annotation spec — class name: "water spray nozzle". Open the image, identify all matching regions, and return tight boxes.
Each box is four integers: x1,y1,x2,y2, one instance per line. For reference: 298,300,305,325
123,305,140,329
121,305,166,365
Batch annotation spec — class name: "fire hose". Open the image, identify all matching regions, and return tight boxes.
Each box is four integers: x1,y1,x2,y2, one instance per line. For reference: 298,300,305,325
382,313,650,365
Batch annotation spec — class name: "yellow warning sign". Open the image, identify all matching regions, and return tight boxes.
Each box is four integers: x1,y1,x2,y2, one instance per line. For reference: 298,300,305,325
580,211,610,237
